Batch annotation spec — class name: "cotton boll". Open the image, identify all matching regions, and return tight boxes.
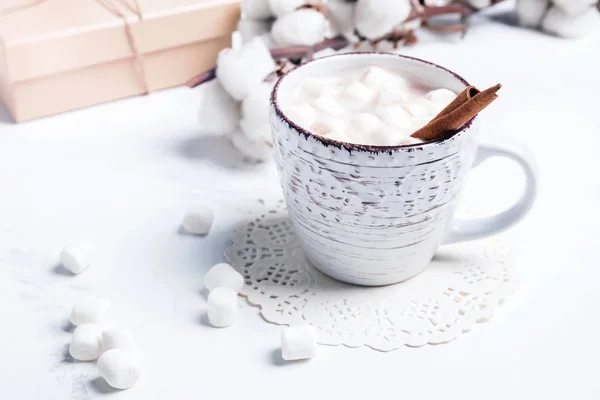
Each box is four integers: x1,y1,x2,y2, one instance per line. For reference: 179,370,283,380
240,118,272,144
231,130,273,161
552,0,597,16
285,104,317,130
271,9,327,46
464,0,492,9
237,19,272,43
354,0,412,40
241,81,274,125
376,106,412,129
542,6,600,38
268,0,304,17
327,0,356,38
242,0,273,19
198,80,241,134
216,37,276,101
516,0,549,28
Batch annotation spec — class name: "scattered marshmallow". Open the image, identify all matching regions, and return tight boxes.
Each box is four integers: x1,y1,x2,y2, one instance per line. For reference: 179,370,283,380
198,80,241,134
354,0,412,40
71,296,111,326
207,287,238,327
69,323,103,361
271,9,327,46
516,0,549,27
97,349,141,390
268,0,304,17
281,325,318,361
102,329,137,354
216,37,276,101
241,0,273,20
204,263,245,293
60,242,95,274
182,205,214,235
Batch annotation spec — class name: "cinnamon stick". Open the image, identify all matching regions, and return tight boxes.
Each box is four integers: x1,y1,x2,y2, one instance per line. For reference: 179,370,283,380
411,83,501,141
434,85,480,118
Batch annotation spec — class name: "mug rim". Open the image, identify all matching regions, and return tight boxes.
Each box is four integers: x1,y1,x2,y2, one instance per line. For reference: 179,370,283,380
271,52,475,153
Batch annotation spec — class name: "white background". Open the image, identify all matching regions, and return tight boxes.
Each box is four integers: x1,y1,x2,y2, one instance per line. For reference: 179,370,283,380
1,3,599,399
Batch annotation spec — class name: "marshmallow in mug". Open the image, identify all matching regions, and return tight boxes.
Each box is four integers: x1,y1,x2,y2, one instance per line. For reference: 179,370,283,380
282,66,457,146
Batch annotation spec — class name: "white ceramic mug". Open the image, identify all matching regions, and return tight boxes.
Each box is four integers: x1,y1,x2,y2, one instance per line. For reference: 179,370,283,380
270,53,538,286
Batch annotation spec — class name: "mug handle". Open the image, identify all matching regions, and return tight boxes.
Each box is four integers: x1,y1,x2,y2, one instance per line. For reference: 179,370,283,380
444,133,539,244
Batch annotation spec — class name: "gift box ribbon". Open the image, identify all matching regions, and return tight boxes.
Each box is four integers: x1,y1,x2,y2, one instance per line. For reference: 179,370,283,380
1,0,151,93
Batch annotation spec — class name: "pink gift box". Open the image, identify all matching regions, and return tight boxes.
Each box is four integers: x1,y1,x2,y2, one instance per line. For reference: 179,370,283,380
0,0,240,122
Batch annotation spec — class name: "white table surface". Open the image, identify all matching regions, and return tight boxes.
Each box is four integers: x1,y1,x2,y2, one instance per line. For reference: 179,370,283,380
1,4,600,399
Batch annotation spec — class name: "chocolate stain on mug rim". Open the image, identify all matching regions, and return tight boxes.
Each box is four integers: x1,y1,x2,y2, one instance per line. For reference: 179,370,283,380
271,52,477,154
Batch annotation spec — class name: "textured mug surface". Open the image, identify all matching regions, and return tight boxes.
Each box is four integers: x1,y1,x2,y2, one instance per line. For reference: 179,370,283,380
270,53,534,286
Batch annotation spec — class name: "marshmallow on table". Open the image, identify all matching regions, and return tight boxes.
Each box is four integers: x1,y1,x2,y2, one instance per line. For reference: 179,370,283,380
204,263,244,293
102,329,137,354
60,242,95,274
281,325,318,361
70,323,103,361
97,349,141,390
271,9,327,46
182,205,214,235
216,37,276,101
71,295,111,326
207,287,238,327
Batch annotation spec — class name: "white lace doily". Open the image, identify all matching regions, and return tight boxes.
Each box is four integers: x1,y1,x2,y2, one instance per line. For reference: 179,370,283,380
225,200,517,351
